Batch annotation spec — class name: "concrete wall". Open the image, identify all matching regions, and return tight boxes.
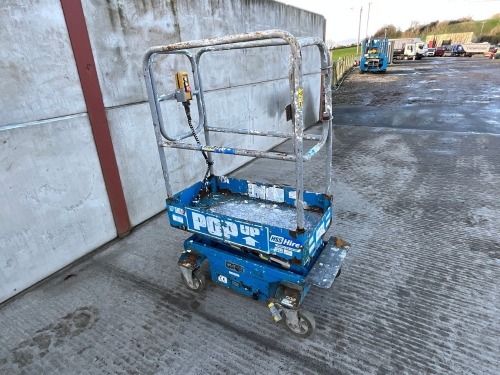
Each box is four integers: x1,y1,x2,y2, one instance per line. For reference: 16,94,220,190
0,0,117,302
0,0,325,303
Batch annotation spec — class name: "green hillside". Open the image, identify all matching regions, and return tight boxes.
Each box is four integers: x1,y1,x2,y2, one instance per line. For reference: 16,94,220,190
374,14,500,43
436,18,498,35
331,46,357,59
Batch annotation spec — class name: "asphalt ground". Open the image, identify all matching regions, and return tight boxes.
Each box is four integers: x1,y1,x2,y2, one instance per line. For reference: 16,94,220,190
1,57,499,374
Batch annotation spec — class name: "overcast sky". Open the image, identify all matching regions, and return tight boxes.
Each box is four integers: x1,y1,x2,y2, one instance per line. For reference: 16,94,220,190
280,0,500,43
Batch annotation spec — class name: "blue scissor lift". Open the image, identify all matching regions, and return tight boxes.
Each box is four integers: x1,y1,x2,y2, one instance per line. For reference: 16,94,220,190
359,37,389,73
143,30,349,338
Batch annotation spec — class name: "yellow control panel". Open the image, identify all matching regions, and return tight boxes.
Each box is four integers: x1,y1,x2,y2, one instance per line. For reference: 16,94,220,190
175,71,192,101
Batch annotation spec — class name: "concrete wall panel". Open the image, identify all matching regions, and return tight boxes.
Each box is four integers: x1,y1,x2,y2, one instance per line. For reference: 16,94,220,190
0,117,116,302
177,0,324,42
105,104,166,226
82,0,181,108
0,0,86,127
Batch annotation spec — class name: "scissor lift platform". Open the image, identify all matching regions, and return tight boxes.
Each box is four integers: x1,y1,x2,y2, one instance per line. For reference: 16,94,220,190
143,29,350,337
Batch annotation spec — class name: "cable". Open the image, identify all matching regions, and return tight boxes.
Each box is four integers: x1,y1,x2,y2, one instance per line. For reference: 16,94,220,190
182,101,213,195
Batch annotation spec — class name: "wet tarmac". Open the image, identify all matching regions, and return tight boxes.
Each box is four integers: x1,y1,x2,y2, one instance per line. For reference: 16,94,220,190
334,57,500,135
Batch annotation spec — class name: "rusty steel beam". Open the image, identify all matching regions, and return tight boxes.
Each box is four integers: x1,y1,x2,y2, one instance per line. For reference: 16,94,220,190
60,0,131,237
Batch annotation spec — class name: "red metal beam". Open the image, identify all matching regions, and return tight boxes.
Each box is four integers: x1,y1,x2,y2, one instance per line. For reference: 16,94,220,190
60,0,131,237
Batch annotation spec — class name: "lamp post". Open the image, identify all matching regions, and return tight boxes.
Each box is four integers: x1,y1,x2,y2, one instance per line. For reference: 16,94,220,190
356,6,363,57
366,2,372,38
480,21,485,39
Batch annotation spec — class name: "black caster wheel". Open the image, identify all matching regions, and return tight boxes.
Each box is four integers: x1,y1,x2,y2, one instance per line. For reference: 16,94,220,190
283,309,316,338
180,268,206,292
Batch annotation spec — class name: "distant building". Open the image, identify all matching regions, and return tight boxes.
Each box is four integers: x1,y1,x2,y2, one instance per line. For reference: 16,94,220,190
426,32,478,46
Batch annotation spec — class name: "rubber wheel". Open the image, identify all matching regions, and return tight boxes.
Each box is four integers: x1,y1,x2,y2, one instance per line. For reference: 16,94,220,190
181,269,206,292
335,268,342,278
284,310,316,338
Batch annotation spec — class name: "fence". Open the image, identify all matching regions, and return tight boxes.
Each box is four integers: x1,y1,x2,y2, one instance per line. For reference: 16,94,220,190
330,54,357,88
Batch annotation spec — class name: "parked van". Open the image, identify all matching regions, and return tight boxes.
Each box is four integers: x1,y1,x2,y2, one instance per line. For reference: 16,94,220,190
451,44,465,57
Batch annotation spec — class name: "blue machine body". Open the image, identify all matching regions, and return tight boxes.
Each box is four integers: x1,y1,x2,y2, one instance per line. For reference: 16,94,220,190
183,234,312,304
360,37,389,73
167,176,333,271
167,176,348,304
180,231,347,308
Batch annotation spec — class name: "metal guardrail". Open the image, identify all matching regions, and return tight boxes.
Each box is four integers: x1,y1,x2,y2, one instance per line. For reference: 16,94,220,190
143,29,334,230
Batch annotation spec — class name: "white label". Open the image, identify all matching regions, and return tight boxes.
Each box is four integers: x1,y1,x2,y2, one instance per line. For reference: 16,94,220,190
266,186,284,203
192,212,260,239
187,209,268,252
248,184,284,203
307,236,315,248
269,235,300,249
228,271,240,277
248,183,266,200
288,191,297,199
172,214,184,223
218,275,228,284
315,222,326,243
